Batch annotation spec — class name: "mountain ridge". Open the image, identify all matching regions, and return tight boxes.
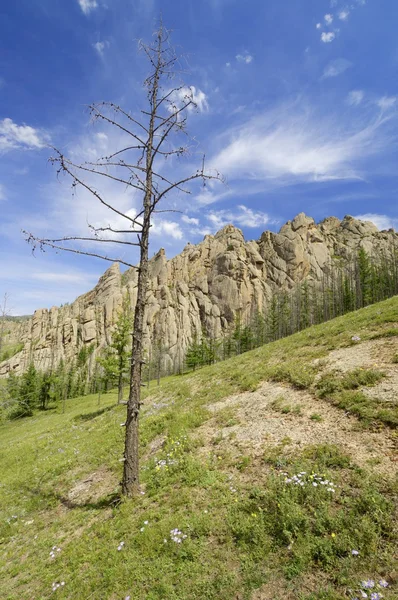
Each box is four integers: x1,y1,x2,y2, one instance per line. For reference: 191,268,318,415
1,212,397,377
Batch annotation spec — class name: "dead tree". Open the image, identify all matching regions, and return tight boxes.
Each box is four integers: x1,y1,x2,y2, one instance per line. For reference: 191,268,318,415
24,23,222,496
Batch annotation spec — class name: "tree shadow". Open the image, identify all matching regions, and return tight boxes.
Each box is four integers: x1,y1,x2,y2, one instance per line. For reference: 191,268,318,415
58,491,122,510
73,405,117,422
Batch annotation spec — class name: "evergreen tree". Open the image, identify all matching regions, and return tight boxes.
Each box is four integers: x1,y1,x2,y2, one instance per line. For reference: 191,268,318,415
38,372,52,410
357,247,372,307
16,364,38,417
112,293,133,402
185,335,202,371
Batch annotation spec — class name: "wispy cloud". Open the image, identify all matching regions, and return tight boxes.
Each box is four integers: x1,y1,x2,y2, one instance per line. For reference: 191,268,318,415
324,14,334,25
206,205,274,230
236,51,253,64
0,256,101,314
338,9,350,20
181,215,200,226
0,118,48,153
168,86,209,113
93,41,110,57
354,213,398,231
347,90,365,106
377,96,397,111
323,58,352,78
77,0,98,15
321,32,335,43
31,272,94,284
0,184,6,201
210,100,397,187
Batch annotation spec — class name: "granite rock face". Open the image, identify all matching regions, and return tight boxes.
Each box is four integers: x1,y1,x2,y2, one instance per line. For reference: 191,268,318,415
1,214,397,376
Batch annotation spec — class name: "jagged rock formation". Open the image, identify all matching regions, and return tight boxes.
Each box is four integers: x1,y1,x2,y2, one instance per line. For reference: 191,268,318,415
1,213,397,377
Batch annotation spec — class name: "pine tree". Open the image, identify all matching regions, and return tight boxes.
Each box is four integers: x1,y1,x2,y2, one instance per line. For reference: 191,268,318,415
185,335,202,371
357,247,372,307
111,293,133,403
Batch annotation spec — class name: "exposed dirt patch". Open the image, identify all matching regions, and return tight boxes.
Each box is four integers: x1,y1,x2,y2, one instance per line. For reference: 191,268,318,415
321,338,397,373
66,467,118,506
199,380,397,476
318,338,398,406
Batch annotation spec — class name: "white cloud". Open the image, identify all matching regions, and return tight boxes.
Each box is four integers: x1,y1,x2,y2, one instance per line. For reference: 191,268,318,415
347,90,365,106
151,219,183,240
324,14,334,25
181,215,199,226
194,186,230,206
226,62,231,67
93,41,110,56
338,9,350,20
354,213,398,231
0,183,6,201
168,86,209,113
316,23,322,29
0,118,48,153
323,58,352,78
77,0,98,15
236,52,253,64
321,32,336,43
207,205,273,230
377,96,397,110
210,100,397,186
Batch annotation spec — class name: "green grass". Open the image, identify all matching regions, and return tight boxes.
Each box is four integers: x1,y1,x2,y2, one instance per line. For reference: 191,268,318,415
0,342,24,362
1,296,398,599
315,368,398,427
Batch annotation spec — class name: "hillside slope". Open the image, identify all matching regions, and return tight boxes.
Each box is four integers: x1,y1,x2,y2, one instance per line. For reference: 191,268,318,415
1,212,397,379
0,297,397,599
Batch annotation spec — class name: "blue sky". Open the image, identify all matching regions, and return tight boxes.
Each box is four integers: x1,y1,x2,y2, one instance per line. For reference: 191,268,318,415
1,0,398,314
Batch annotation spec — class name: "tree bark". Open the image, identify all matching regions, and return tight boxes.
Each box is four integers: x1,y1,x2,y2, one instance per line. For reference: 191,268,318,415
122,34,159,496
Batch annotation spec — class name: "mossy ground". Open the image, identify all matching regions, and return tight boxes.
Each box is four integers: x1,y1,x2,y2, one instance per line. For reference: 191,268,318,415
1,297,397,599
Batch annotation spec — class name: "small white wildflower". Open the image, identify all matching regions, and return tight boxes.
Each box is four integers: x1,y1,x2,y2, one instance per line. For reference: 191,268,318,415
352,549,360,556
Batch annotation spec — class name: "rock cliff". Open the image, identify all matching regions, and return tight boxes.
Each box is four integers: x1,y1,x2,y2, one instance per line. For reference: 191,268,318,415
1,213,397,377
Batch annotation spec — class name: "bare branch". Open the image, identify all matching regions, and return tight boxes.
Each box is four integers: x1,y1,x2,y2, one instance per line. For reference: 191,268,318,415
89,105,148,148
22,231,137,269
154,166,224,206
95,102,149,134
29,234,141,247
50,150,140,226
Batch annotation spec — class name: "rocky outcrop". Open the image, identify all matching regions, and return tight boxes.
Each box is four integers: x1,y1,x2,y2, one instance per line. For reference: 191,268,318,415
1,213,397,377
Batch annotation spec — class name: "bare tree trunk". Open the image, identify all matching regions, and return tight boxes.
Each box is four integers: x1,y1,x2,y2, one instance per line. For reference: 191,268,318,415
122,50,158,495
23,23,223,498
122,220,150,495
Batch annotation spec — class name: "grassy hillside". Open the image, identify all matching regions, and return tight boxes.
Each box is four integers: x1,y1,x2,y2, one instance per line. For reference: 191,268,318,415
1,297,397,599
